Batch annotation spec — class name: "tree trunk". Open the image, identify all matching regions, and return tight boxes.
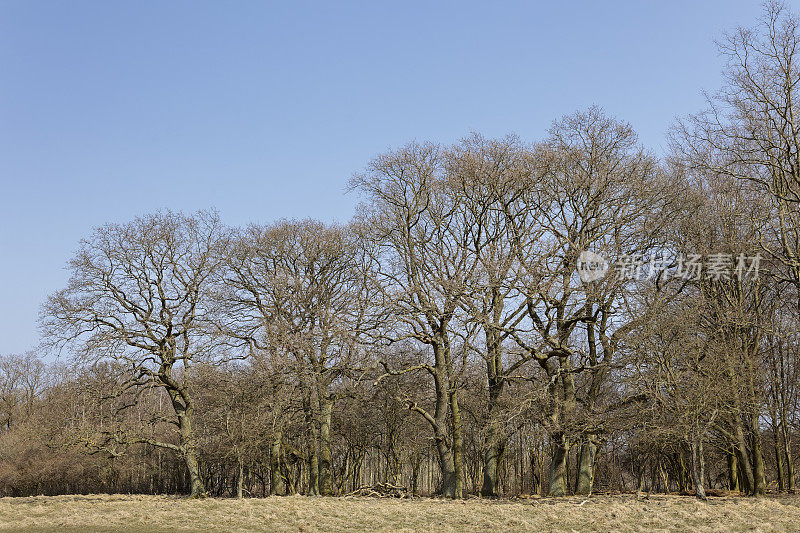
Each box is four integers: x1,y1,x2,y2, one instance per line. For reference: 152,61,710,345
303,393,320,496
734,418,755,494
428,339,457,499
481,438,503,498
779,344,796,493
728,449,740,492
270,432,285,496
237,457,244,499
449,388,464,499
184,447,204,498
308,450,320,496
786,441,796,493
690,436,707,501
575,439,598,495
548,433,569,496
547,356,576,498
481,323,504,498
774,419,786,492
318,398,334,496
172,394,204,498
679,450,690,493
750,412,767,496
436,438,457,498
781,415,796,493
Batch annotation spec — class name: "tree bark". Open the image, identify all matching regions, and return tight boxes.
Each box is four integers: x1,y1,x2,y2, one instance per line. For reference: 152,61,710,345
734,418,755,495
172,392,204,498
781,412,796,493
318,398,334,496
481,436,503,498
481,324,504,498
237,457,244,499
548,433,569,496
728,449,740,492
427,340,458,499
184,447,204,498
449,388,464,499
575,439,598,495
750,411,767,496
270,431,285,496
690,436,707,501
302,397,319,496
773,418,786,492
436,438,457,498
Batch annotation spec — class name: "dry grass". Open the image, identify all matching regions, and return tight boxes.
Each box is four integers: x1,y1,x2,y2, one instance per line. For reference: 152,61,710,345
0,493,798,532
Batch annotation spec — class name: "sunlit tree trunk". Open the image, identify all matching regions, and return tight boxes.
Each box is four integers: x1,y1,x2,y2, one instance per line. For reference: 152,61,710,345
690,436,707,500
575,439,598,495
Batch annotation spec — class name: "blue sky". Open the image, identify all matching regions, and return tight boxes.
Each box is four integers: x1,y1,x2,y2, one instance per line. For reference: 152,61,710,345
0,1,775,355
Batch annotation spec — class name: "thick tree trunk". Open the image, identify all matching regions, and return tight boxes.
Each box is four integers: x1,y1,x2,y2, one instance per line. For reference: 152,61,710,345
302,392,320,496
481,324,504,498
550,357,576,497
449,389,464,499
728,449,740,492
576,317,603,497
308,451,320,496
750,412,767,496
172,392,204,498
428,339,458,499
481,437,503,498
436,438,457,498
184,447,204,498
690,436,707,501
679,450,691,493
734,418,755,494
318,398,334,496
548,433,569,496
575,439,597,495
270,432,285,496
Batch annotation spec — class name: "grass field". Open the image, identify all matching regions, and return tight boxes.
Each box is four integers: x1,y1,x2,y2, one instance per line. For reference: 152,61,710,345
0,493,798,532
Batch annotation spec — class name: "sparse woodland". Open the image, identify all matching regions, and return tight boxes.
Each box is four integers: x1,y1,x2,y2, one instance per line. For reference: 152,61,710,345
5,2,800,503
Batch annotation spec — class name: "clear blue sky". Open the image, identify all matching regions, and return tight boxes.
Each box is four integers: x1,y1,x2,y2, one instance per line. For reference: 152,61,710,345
0,1,775,355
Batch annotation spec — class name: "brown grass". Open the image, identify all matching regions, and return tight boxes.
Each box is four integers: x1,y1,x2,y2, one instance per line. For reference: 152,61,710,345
0,493,798,532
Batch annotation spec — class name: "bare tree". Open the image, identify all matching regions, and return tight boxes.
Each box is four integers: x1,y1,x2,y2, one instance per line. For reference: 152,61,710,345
221,219,373,495
354,142,477,498
509,108,672,496
41,210,225,497
446,133,537,497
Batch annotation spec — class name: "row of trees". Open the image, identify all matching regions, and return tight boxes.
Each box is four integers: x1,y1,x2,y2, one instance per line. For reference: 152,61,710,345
2,1,800,501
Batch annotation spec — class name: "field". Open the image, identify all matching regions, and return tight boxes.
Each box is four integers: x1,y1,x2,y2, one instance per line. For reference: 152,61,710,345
0,494,799,532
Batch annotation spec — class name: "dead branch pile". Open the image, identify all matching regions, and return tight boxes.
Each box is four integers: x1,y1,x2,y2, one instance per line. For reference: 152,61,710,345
346,482,410,498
